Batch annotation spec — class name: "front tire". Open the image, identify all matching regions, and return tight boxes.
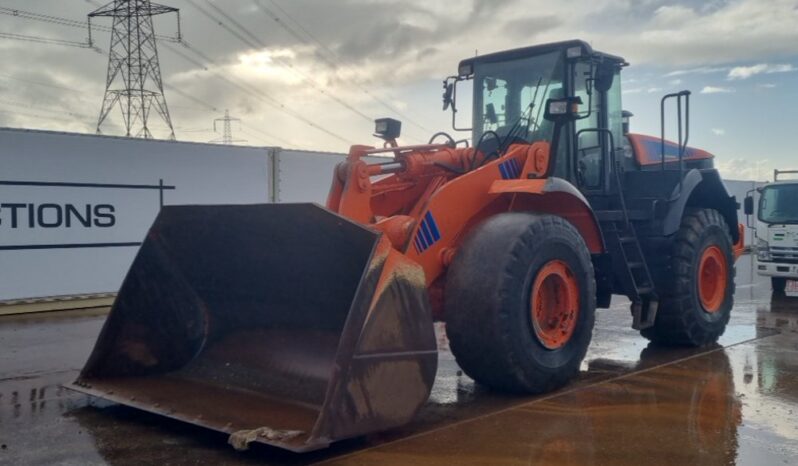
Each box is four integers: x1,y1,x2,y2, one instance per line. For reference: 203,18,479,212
642,209,735,346
445,213,596,394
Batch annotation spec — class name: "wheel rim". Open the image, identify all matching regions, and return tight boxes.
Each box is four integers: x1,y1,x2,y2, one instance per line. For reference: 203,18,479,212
530,260,580,350
698,245,728,313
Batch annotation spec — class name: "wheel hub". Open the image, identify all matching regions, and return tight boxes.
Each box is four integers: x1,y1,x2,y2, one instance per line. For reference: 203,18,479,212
698,245,728,313
530,260,580,350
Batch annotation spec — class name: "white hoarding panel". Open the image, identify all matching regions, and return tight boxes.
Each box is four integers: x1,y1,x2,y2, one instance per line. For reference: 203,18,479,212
0,128,272,301
274,149,386,203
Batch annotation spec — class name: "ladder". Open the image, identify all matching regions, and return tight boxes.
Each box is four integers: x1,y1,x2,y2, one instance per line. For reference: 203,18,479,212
597,214,659,330
577,127,659,330
597,156,659,331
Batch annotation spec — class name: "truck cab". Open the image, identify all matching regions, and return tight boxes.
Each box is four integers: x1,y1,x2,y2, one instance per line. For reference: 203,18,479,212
746,170,798,295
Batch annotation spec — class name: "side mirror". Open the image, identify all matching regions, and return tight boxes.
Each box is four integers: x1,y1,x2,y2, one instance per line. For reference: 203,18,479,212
544,96,583,123
442,81,454,111
744,196,754,216
595,62,615,93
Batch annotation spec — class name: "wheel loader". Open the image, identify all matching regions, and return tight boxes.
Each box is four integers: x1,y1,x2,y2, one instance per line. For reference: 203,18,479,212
67,40,745,452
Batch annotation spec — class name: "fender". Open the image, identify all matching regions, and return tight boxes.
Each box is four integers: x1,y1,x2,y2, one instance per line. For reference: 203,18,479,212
489,177,606,254
663,168,740,243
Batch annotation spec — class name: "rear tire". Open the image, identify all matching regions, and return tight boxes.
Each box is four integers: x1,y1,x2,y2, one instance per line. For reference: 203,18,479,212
642,209,735,346
772,277,787,295
445,213,596,394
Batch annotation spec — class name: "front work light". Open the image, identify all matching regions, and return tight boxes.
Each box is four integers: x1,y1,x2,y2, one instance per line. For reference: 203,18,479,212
544,96,583,123
374,118,402,141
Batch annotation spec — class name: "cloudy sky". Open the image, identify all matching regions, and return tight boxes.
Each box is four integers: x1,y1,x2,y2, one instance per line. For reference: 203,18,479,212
1,0,797,180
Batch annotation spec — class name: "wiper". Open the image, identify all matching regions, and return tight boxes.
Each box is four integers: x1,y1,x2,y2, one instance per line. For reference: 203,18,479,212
497,78,543,155
498,75,554,155
498,102,535,153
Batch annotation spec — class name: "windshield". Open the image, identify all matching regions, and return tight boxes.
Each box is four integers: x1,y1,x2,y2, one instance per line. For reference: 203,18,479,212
473,50,565,146
759,184,798,224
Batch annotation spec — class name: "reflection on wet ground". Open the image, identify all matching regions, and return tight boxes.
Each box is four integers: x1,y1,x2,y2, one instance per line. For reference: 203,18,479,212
1,255,797,465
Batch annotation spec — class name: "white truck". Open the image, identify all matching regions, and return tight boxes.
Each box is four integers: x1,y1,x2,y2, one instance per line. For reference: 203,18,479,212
745,169,798,296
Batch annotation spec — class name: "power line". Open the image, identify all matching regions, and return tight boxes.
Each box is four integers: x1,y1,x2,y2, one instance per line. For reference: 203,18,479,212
0,108,94,125
0,97,94,120
162,82,217,112
0,7,179,43
255,0,431,133
0,31,93,49
260,0,337,62
158,40,353,145
1,2,353,147
0,42,290,147
189,0,374,124
93,42,303,147
240,122,293,146
0,73,83,93
236,127,272,146
0,70,212,116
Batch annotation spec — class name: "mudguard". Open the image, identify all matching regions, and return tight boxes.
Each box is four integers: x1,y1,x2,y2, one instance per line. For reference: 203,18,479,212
663,169,740,243
489,177,605,254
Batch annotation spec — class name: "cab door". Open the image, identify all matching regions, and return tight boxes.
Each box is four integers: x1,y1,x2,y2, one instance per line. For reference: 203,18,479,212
572,61,624,198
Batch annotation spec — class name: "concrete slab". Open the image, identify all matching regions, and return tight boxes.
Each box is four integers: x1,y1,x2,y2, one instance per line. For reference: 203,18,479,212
0,254,796,465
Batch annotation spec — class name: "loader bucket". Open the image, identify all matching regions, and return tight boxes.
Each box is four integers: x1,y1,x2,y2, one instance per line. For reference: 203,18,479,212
66,204,437,453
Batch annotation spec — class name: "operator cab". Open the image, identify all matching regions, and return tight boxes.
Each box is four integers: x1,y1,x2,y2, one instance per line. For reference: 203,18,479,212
448,40,626,194
444,40,714,199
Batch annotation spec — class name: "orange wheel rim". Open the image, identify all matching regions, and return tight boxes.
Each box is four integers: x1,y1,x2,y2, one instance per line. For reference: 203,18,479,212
698,245,728,313
530,260,580,350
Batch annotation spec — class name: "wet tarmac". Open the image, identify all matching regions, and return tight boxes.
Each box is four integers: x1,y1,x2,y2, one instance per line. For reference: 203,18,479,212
1,254,797,465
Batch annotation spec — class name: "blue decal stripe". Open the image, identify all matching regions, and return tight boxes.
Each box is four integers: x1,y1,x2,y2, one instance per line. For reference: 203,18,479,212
425,212,441,241
419,233,429,250
419,219,434,248
415,212,443,253
416,225,429,250
499,163,509,179
512,159,521,177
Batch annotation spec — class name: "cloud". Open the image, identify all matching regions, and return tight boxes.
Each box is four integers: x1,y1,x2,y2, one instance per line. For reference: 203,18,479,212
2,0,798,152
758,83,777,89
711,128,726,136
665,66,728,77
652,5,696,27
701,86,735,94
505,15,562,39
715,157,771,181
727,63,795,80
599,0,798,67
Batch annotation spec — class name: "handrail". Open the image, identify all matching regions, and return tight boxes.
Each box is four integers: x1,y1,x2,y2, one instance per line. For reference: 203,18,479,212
660,90,691,193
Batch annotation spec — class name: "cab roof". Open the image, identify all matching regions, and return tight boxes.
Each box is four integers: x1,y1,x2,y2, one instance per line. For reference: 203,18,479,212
458,39,627,75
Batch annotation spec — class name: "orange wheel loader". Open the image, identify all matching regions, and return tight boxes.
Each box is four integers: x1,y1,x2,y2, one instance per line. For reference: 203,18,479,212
67,40,745,452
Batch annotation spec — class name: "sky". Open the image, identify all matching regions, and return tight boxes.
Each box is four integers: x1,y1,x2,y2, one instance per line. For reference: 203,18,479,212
0,0,797,180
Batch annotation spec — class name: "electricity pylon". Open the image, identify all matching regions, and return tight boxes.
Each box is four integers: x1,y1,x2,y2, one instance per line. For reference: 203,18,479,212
89,0,180,140
211,110,246,145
